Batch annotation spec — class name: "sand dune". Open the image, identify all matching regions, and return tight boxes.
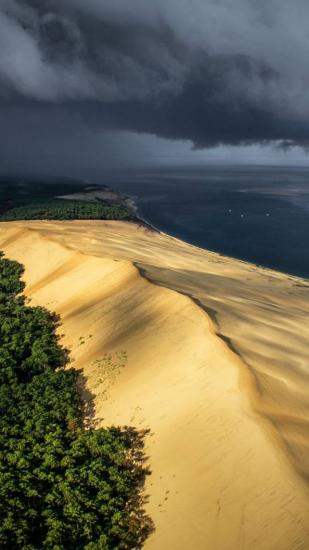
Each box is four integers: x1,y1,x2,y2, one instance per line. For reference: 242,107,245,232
1,220,309,549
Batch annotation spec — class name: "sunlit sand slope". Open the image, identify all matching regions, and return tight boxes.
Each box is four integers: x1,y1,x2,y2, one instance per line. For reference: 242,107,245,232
1,221,309,550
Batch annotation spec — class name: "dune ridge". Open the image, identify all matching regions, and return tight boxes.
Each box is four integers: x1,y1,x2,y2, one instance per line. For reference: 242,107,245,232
1,220,309,549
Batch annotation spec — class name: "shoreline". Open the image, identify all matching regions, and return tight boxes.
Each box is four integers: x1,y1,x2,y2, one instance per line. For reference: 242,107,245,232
1,178,307,281
58,182,161,235
132,213,309,284
118,187,309,281
115,182,309,281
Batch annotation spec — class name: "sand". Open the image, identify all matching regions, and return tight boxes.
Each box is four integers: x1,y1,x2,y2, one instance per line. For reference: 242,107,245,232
1,220,309,550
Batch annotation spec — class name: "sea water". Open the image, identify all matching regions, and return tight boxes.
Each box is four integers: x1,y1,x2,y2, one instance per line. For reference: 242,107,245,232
107,165,309,279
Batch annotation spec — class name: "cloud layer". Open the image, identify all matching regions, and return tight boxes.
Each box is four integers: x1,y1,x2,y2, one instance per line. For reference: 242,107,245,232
1,0,309,148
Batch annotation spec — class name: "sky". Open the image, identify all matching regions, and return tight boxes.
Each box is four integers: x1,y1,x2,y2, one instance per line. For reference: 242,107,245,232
1,0,309,178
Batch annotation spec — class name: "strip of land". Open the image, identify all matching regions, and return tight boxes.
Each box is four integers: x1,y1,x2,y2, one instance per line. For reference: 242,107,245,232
0,220,309,550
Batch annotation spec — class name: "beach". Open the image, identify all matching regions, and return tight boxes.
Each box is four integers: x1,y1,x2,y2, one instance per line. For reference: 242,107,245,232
0,220,309,549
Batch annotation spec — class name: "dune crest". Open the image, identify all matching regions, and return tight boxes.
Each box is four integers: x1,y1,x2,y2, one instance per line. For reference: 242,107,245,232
1,221,309,550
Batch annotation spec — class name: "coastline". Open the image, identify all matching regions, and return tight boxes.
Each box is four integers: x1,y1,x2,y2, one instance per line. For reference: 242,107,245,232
133,209,309,284
58,183,160,234
122,188,309,281
2,179,308,280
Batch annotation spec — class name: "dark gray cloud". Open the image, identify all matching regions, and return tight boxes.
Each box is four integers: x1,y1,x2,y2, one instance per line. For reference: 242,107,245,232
1,0,309,157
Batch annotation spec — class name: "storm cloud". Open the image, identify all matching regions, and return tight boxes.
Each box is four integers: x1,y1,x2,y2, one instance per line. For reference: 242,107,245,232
1,0,309,151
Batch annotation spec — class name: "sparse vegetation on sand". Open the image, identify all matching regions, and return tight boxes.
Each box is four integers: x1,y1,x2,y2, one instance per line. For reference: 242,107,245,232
0,199,132,221
0,251,151,549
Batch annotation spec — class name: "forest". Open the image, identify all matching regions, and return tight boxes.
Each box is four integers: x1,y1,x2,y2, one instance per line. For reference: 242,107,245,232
0,199,132,221
0,251,151,549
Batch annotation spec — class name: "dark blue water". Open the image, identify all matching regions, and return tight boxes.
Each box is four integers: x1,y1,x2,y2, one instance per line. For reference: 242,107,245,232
104,165,309,279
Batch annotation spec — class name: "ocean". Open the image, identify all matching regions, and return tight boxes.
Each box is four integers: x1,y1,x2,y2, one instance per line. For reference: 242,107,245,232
107,165,309,279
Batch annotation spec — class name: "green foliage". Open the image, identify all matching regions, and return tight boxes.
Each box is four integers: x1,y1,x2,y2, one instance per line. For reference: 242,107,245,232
0,252,151,549
0,199,132,221
0,251,25,295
